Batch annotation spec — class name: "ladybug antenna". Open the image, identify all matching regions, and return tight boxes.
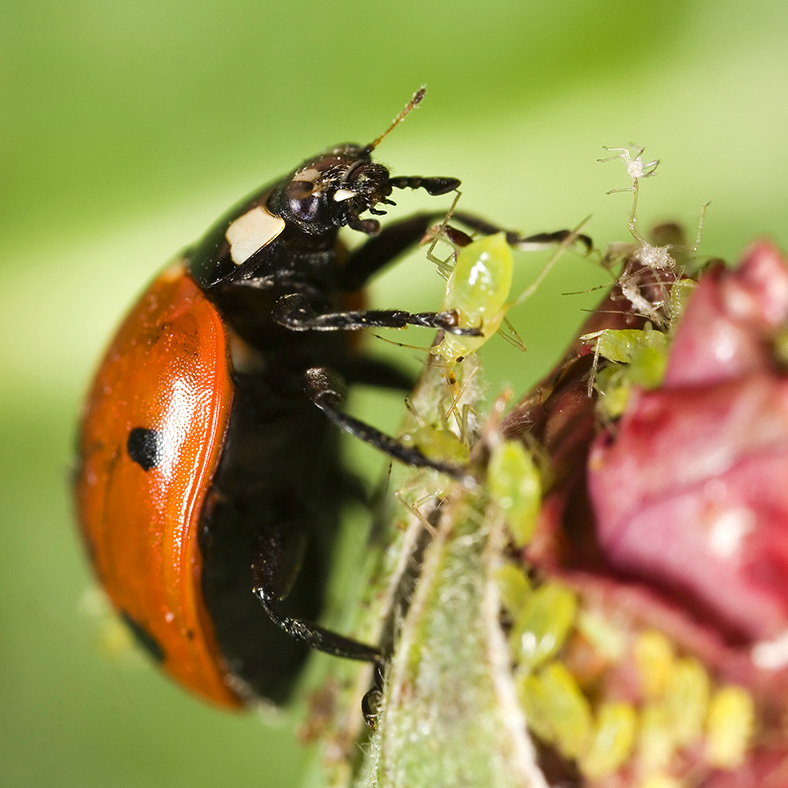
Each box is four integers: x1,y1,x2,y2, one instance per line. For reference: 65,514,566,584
364,87,426,155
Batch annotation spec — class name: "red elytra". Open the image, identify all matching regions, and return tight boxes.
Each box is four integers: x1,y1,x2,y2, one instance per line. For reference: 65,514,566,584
75,265,241,706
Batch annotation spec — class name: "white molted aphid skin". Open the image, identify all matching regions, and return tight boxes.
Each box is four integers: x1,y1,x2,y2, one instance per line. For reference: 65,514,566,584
752,629,788,670
706,507,755,559
226,206,286,265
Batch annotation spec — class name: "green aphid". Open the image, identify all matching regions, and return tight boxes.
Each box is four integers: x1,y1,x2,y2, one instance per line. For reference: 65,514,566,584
667,278,696,326
705,685,754,769
432,233,513,365
495,564,531,619
516,670,556,744
487,440,542,547
510,581,577,670
637,703,675,774
586,325,669,417
594,325,668,386
536,662,593,759
594,363,633,421
401,422,470,466
580,702,637,779
633,630,675,701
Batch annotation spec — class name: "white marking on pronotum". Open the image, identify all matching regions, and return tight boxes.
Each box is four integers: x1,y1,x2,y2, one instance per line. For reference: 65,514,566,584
333,188,357,202
226,206,286,265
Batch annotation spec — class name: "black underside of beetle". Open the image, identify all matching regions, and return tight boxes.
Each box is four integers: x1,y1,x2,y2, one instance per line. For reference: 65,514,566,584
197,276,355,704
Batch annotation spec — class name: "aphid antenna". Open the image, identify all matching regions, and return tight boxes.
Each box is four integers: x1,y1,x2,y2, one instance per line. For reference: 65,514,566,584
562,279,618,298
363,86,427,155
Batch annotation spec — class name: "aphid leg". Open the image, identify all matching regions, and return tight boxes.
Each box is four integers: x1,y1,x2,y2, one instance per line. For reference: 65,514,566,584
304,367,467,479
598,144,659,194
580,329,607,396
423,191,471,274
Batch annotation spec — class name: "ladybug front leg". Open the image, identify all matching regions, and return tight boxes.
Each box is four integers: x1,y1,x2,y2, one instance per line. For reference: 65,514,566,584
451,211,593,253
304,367,468,479
338,211,593,293
339,212,437,291
272,292,482,336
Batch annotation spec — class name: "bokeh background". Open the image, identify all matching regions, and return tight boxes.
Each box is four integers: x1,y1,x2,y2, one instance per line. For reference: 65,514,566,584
3,1,787,786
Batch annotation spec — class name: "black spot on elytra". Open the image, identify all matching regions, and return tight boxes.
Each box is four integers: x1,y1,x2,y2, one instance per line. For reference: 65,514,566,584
127,427,165,471
121,611,165,663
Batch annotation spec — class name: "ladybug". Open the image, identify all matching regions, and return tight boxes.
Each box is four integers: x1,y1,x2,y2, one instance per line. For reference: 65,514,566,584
74,90,474,708
75,89,590,709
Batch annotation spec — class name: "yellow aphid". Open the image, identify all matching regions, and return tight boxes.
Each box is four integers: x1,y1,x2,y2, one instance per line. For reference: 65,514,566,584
664,657,709,748
580,702,637,779
637,775,685,788
510,581,577,670
637,704,675,773
634,630,675,700
705,685,754,769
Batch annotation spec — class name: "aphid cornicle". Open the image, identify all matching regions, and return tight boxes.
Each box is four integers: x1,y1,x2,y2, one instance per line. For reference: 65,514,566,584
74,90,589,709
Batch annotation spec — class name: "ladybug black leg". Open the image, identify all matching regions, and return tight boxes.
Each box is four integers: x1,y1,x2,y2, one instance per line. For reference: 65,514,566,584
389,175,460,195
305,367,467,479
339,212,439,291
339,211,593,292
273,292,483,337
452,211,594,253
251,532,380,662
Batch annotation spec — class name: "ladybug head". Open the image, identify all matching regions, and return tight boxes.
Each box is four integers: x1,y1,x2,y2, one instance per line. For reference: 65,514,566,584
269,89,459,238
270,144,460,237
269,145,397,236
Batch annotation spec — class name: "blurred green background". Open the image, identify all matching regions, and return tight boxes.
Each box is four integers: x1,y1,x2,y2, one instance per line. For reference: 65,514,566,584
3,1,787,786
